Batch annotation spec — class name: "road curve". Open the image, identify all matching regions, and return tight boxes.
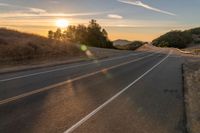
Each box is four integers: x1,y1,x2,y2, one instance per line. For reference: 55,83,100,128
0,50,185,133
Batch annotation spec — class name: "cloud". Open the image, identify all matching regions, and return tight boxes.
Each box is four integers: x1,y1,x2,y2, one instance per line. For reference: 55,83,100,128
0,2,109,18
0,3,10,6
0,12,109,18
107,14,123,19
28,8,46,13
0,12,104,18
118,0,176,16
0,2,47,14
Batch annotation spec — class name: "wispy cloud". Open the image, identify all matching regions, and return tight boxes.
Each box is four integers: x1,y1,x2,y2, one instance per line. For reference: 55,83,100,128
0,2,109,18
118,0,176,16
0,3,11,6
107,14,123,19
0,12,107,18
0,2,46,13
28,8,46,13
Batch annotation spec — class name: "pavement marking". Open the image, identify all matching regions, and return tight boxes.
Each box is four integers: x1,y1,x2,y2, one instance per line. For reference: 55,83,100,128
0,51,160,105
64,50,172,133
0,52,146,82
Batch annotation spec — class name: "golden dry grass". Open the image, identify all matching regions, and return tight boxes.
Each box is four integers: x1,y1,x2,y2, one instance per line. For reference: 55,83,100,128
0,28,84,64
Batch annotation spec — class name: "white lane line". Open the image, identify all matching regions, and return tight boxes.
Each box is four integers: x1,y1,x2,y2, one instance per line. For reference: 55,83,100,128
64,50,172,133
0,52,146,82
0,51,160,105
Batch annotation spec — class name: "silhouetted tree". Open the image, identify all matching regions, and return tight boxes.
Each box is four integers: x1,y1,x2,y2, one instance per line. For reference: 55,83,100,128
48,19,114,48
54,28,62,40
75,24,88,44
48,30,54,39
102,29,108,38
63,25,76,41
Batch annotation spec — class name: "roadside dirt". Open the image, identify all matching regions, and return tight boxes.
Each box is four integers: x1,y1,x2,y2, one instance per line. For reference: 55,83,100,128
183,59,200,133
138,43,200,133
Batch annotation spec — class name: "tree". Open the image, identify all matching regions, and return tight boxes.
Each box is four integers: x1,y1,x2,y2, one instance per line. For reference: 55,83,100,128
63,25,76,41
48,19,114,49
75,24,88,44
86,19,111,48
48,30,54,39
102,29,108,38
53,28,62,40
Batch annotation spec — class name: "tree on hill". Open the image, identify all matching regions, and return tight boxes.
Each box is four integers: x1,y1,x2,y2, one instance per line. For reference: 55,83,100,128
48,30,54,39
48,19,114,49
74,24,88,44
63,25,76,41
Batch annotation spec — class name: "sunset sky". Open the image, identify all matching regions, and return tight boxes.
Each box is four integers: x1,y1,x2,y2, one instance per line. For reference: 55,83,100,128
0,0,200,41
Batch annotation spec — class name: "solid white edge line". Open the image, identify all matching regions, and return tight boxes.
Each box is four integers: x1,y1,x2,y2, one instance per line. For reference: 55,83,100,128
0,51,160,105
64,50,172,133
0,52,145,82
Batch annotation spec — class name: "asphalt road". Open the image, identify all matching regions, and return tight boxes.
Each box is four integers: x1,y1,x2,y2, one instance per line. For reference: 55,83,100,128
0,50,186,133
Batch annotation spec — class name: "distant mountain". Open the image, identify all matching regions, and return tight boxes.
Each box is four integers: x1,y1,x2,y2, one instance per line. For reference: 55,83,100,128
115,41,145,50
113,39,132,46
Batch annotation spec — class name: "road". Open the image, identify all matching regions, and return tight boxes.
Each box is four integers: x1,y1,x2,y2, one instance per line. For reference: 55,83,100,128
0,50,186,133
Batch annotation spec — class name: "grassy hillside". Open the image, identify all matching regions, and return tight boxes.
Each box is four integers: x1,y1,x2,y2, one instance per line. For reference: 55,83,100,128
152,27,200,49
0,28,84,62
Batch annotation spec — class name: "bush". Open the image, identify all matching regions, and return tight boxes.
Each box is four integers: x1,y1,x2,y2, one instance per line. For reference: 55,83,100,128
194,40,200,44
189,27,200,35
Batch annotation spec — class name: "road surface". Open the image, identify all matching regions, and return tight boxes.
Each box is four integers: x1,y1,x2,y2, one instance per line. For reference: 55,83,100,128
0,50,186,133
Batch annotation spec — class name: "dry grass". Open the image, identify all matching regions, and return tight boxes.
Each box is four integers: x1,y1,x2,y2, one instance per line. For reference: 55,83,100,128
0,28,85,64
184,61,200,133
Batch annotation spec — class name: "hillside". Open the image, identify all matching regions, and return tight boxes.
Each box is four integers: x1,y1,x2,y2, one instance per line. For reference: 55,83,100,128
115,41,145,50
152,27,200,49
113,39,132,46
0,28,84,63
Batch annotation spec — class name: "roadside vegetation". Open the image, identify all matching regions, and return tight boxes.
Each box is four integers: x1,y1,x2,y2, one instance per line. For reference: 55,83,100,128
0,20,116,64
152,27,200,49
0,28,84,63
48,19,114,49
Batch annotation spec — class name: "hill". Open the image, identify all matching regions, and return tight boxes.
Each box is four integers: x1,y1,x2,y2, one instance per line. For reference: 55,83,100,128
0,28,84,63
115,41,145,50
152,27,200,49
113,39,132,46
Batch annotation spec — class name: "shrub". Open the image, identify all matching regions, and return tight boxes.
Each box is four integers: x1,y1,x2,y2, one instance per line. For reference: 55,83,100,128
194,40,200,44
189,27,200,35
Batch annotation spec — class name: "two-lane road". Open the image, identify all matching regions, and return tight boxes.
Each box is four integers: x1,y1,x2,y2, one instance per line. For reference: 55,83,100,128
0,50,186,133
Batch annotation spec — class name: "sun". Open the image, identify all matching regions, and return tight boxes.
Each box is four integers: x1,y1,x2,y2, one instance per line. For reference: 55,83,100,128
56,19,69,28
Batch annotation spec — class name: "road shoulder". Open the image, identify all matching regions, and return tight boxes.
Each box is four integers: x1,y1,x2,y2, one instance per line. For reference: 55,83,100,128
183,59,200,133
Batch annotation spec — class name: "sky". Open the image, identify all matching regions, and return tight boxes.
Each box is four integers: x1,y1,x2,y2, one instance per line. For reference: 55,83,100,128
0,0,200,41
